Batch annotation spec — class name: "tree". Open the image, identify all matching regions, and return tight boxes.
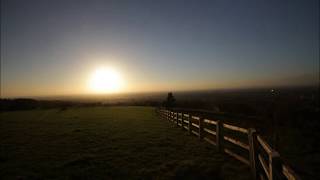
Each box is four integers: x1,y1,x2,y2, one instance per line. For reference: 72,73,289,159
164,92,176,108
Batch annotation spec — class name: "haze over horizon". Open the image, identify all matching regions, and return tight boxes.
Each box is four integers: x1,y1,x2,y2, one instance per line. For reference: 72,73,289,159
1,0,319,98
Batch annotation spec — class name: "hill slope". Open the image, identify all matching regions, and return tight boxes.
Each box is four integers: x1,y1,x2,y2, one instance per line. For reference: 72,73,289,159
0,106,251,179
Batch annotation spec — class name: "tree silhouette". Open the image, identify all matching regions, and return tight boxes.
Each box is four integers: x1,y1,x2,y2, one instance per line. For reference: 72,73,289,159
164,92,176,108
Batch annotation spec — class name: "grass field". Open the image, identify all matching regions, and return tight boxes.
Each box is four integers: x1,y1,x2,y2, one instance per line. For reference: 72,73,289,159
0,106,251,179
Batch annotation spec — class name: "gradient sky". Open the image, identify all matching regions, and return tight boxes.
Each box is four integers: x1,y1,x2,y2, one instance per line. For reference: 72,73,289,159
1,0,319,97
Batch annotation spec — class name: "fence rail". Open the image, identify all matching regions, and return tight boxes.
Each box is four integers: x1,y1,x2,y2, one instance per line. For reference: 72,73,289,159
157,109,300,180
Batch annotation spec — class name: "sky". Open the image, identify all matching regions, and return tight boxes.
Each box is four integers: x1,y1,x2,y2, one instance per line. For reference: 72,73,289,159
1,0,319,97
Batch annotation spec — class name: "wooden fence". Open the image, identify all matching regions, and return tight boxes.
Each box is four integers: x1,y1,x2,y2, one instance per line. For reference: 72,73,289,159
157,109,300,180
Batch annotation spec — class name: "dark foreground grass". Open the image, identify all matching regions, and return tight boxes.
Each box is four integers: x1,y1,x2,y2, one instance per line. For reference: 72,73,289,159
0,106,251,179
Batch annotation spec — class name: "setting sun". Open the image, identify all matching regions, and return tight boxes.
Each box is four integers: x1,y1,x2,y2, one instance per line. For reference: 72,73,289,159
88,67,123,93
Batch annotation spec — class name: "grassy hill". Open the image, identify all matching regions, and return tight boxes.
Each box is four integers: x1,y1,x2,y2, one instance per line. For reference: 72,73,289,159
0,106,251,179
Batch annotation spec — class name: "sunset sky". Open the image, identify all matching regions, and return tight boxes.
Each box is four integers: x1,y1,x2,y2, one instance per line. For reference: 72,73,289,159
1,0,319,97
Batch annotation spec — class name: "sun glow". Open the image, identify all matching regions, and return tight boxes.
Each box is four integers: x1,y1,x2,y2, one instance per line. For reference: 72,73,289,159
89,67,123,93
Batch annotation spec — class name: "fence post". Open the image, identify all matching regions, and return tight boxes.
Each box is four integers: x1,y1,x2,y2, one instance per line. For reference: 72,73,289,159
188,115,192,135
181,113,184,130
163,110,164,119
178,113,181,127
216,120,224,152
248,128,257,180
198,117,204,139
165,110,169,121
175,112,178,126
270,151,281,180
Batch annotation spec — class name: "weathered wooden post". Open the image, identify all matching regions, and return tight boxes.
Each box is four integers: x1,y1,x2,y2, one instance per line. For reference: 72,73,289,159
270,151,281,180
248,128,257,179
216,120,224,152
198,117,204,139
